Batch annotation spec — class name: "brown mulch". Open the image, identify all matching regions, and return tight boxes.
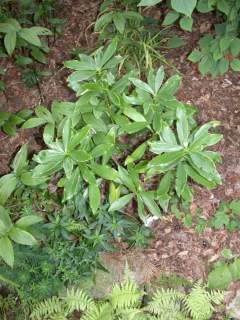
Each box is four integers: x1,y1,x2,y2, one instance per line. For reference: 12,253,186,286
0,1,240,283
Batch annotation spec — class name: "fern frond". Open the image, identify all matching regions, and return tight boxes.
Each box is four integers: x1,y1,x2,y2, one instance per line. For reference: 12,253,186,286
207,290,224,305
183,281,213,320
146,288,184,316
30,296,63,320
110,279,143,310
64,287,94,313
81,302,112,320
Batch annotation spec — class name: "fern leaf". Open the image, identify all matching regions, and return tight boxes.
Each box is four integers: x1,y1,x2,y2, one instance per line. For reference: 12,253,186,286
30,296,63,320
81,302,113,320
146,288,184,317
64,287,94,313
183,282,213,320
110,279,143,310
207,290,224,305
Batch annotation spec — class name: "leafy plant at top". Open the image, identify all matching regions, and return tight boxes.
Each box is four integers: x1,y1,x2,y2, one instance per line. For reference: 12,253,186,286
0,18,52,56
148,107,222,202
0,108,32,136
30,277,224,320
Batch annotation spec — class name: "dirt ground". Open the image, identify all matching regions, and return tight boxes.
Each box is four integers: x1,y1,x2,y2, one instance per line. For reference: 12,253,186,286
0,0,240,283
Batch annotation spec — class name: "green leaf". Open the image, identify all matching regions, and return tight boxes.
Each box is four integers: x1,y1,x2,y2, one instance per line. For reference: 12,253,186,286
220,36,232,52
118,166,136,193
230,38,240,56
12,144,28,176
113,13,126,34
121,122,148,134
175,163,187,197
89,183,101,214
109,183,120,204
69,126,90,150
157,171,173,194
158,74,181,98
62,118,71,151
91,164,119,181
138,0,162,6
16,215,43,228
162,11,180,25
29,26,52,36
0,237,14,267
188,49,203,63
149,142,183,154
141,192,161,216
218,58,229,75
167,36,185,48
208,265,232,289
109,193,133,211
19,28,42,47
171,0,197,17
184,164,216,188
125,142,147,165
63,157,74,178
130,78,154,95
0,174,17,205
22,117,47,128
9,227,37,246
217,0,230,15
230,59,240,72
20,172,46,186
176,108,189,146
4,31,16,55
123,107,147,122
179,16,193,31
230,201,240,215
94,12,113,31
149,150,185,168
31,47,47,64
155,66,165,94
70,150,91,162
100,38,118,68
198,56,213,75
0,205,12,234
63,168,80,201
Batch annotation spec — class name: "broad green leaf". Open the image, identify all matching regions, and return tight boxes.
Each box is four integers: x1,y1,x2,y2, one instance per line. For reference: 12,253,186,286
155,66,165,94
100,38,118,68
118,166,136,193
141,192,161,216
137,196,146,222
230,201,240,215
22,117,47,128
0,174,17,205
70,150,91,162
94,12,114,32
208,265,232,289
113,13,126,34
220,36,232,52
29,26,52,36
149,150,185,168
91,164,119,181
162,11,180,25
125,142,147,165
158,74,181,98
20,172,46,186
171,0,197,17
123,107,146,122
149,142,183,154
109,193,133,211
121,122,148,134
179,16,193,31
217,0,230,15
167,36,185,48
19,28,42,47
34,149,64,164
9,227,37,246
62,118,71,151
43,123,55,145
63,157,74,178
188,49,203,62
4,31,16,55
89,183,101,214
230,38,240,56
130,78,154,95
31,47,47,64
63,168,80,201
16,215,43,228
0,22,16,33
81,166,96,184
0,237,14,267
109,183,120,204
198,56,213,75
176,108,189,147
184,164,216,188
138,0,162,5
12,144,28,176
157,171,173,194
0,205,12,234
69,126,90,150
161,126,178,145
33,161,63,178
230,59,240,72
175,163,187,197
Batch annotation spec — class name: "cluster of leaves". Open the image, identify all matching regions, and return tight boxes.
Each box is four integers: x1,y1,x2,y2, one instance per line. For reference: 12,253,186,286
0,0,63,89
138,0,240,77
208,249,240,290
30,277,224,320
19,39,223,225
0,108,32,135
